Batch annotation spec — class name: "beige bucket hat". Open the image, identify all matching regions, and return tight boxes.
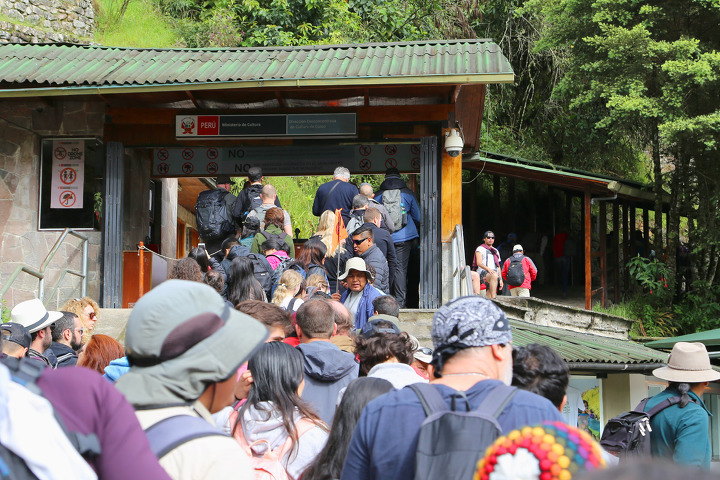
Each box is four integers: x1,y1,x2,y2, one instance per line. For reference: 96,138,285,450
652,342,720,383
338,257,374,281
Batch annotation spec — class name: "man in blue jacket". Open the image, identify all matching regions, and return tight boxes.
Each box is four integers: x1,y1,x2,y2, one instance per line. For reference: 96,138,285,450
375,168,420,308
646,342,720,469
341,296,563,480
334,257,383,330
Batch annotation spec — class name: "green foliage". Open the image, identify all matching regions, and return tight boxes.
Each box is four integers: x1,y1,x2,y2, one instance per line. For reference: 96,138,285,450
1,300,9,324
673,281,720,333
627,256,671,303
96,0,179,47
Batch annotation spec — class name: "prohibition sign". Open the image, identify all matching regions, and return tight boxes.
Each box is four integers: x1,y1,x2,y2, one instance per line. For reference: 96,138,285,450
182,148,194,161
410,145,421,155
385,145,397,156
207,162,219,174
156,149,169,161
206,148,219,160
60,167,77,185
385,158,397,169
359,158,371,171
182,162,194,174
157,163,169,175
54,146,67,160
59,191,76,207
359,145,372,156
411,157,420,170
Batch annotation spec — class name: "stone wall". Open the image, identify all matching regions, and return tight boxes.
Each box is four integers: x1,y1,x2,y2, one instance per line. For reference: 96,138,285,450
0,0,94,43
0,98,104,310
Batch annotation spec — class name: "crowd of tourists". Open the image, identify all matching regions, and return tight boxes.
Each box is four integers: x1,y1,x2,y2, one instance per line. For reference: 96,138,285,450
1,165,718,479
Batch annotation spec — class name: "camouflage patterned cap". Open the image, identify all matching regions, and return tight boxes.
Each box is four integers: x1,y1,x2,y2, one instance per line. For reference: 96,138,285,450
431,296,511,350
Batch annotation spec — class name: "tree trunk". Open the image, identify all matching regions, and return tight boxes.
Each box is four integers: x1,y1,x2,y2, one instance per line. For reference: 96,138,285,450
651,124,664,255
666,146,682,302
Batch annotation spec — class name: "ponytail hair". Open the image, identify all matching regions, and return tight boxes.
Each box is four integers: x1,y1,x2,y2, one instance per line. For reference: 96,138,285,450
669,382,692,408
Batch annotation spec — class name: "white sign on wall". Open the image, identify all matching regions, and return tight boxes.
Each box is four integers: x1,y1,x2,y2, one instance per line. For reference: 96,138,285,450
50,140,84,209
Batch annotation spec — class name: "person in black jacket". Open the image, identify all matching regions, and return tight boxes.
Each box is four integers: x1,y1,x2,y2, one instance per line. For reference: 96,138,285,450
234,167,281,222
362,208,399,294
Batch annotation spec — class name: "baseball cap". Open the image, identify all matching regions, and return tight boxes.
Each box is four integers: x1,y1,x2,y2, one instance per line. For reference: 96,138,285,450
0,322,31,349
431,295,512,350
10,299,63,333
216,175,231,184
513,244,523,252
357,316,401,338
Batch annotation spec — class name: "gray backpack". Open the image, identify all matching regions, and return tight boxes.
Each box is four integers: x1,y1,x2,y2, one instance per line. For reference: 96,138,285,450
382,189,407,229
410,383,517,480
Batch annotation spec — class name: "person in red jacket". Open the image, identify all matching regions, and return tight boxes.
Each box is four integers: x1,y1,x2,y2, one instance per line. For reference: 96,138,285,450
501,244,538,297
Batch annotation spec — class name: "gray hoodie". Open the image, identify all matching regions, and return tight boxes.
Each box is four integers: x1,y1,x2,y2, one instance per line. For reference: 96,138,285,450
240,402,328,480
297,341,359,425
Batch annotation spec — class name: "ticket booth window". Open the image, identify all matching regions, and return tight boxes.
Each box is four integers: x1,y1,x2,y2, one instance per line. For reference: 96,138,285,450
39,138,103,230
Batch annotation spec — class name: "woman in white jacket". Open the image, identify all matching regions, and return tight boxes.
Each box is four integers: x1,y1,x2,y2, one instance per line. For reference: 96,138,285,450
230,342,328,479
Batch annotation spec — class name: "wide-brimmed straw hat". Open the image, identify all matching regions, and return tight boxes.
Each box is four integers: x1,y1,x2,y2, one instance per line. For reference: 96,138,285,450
652,342,720,383
338,257,374,281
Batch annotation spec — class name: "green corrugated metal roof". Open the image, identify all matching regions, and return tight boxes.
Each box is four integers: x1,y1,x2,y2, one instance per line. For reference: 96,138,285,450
0,39,513,95
646,329,720,349
511,319,668,365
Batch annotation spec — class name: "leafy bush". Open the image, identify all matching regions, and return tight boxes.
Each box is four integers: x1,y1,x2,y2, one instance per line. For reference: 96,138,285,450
673,281,720,333
1,300,10,324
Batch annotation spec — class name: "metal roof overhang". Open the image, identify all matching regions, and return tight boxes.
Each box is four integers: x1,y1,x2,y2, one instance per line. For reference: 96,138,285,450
512,319,668,373
464,154,663,207
646,329,720,350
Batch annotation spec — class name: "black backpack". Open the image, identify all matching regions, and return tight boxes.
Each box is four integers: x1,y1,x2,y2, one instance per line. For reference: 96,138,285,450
247,252,274,297
600,395,695,461
260,229,290,251
234,184,264,223
506,255,526,286
410,382,517,480
195,189,235,240
269,257,306,298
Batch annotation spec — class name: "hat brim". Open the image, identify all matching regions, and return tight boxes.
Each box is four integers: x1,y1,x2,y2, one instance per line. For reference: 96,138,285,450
338,268,373,281
414,352,432,363
652,365,720,383
30,310,63,333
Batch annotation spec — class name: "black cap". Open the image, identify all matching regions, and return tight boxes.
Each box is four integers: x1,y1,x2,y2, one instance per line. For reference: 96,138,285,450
216,175,231,184
385,167,400,176
0,322,31,349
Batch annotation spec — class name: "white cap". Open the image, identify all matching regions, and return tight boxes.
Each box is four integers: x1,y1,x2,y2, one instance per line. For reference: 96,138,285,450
513,244,523,252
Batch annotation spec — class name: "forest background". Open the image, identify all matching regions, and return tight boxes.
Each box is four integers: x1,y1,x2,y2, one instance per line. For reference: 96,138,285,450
94,0,720,337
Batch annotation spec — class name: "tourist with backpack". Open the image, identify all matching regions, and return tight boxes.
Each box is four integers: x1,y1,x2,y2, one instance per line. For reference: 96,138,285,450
272,269,306,313
601,342,719,468
234,167,282,223
195,175,239,261
312,166,359,225
251,207,295,258
340,296,563,480
375,168,420,308
115,280,269,480
246,185,293,236
227,257,268,305
501,244,538,297
229,342,329,480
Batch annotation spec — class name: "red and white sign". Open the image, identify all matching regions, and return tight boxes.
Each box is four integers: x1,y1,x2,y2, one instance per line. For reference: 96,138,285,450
50,140,84,209
198,116,220,136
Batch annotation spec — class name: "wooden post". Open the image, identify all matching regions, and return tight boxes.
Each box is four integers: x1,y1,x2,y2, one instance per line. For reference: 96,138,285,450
599,201,607,307
584,190,592,310
138,241,145,301
613,201,620,304
441,128,462,241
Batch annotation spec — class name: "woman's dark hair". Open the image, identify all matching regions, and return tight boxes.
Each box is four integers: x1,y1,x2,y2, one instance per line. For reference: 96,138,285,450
669,382,693,408
168,257,203,282
354,330,415,376
202,269,225,294
511,344,569,409
296,239,327,273
242,217,261,239
227,256,265,305
264,207,285,229
262,237,290,254
188,247,210,272
302,377,393,480
237,342,326,460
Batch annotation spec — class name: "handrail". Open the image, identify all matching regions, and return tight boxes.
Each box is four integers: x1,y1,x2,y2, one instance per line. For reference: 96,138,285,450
450,224,473,299
0,228,88,305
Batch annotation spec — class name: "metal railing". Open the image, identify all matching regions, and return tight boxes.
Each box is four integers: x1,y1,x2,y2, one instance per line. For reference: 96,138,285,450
0,228,88,305
450,224,473,299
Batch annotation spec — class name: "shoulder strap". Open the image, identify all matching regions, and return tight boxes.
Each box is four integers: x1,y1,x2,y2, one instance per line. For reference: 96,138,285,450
409,383,449,416
145,415,228,460
322,180,342,212
476,383,518,418
644,395,696,418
